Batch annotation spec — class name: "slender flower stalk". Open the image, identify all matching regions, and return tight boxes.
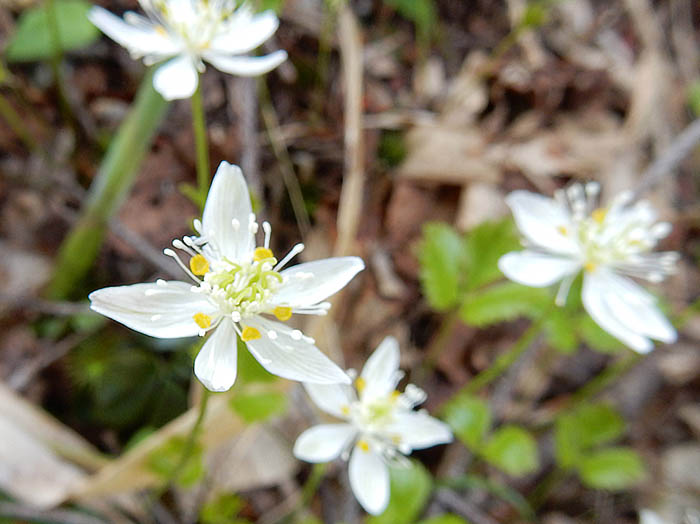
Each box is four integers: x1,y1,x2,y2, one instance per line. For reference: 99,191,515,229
294,337,453,515
89,162,364,391
190,78,210,205
88,0,287,100
498,183,679,353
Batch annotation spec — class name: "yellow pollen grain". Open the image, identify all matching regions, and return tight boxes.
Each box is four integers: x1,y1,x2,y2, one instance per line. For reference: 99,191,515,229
241,326,262,342
189,254,209,276
193,312,212,329
355,377,366,393
591,208,607,224
557,225,568,235
357,440,370,452
253,247,274,262
273,306,292,321
584,262,597,273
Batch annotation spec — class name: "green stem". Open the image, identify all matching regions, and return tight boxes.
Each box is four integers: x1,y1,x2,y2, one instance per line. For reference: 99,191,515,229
0,92,39,152
45,0,73,126
166,389,211,488
191,77,210,209
463,317,544,395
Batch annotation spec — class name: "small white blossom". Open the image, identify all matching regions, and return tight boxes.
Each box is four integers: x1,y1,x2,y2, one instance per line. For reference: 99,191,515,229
88,0,287,100
293,337,453,515
90,161,364,391
499,183,679,353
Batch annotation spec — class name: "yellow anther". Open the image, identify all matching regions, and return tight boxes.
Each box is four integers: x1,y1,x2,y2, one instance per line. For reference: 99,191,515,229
193,313,212,329
241,326,262,342
355,377,366,393
254,247,274,262
391,435,402,444
357,440,370,452
584,262,597,273
557,225,568,235
155,25,167,36
390,390,401,402
273,306,292,321
591,208,607,224
341,405,350,416
189,254,209,276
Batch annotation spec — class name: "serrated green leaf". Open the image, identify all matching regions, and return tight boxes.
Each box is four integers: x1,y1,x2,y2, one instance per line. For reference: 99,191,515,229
579,447,646,490
463,219,521,292
6,0,100,62
367,461,432,524
482,425,539,476
417,515,470,524
577,315,624,353
555,403,625,469
229,391,287,423
147,436,205,487
443,394,491,450
417,222,466,311
459,281,550,327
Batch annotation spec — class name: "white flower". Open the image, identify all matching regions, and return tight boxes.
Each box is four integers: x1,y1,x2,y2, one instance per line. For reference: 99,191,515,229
293,337,453,515
498,183,679,353
89,161,364,392
88,0,287,100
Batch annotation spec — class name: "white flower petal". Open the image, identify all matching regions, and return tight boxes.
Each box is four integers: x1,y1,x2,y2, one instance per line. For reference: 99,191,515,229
194,319,237,392
88,7,179,58
506,190,579,255
360,336,401,401
204,50,287,77
152,55,199,100
349,446,390,515
244,317,350,384
303,383,356,418
201,162,255,261
272,257,365,308
209,10,280,55
384,411,453,451
293,424,357,463
582,270,676,353
89,281,216,338
498,250,580,287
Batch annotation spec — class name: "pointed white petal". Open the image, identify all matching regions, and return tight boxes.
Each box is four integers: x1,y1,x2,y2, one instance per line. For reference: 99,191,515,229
303,383,356,418
204,50,287,77
152,55,198,100
194,319,237,392
582,271,676,353
349,446,390,515
209,10,280,54
201,161,255,261
272,257,365,308
88,7,179,58
360,337,401,401
89,282,217,338
506,191,579,255
293,424,357,462
244,317,350,384
384,412,453,451
498,250,580,287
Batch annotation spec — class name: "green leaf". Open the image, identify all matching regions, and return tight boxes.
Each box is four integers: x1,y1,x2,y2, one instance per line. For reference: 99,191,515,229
577,315,624,354
459,282,550,327
229,391,287,423
200,493,245,524
555,403,625,469
6,0,100,62
417,222,466,311
482,426,539,476
462,219,521,292
578,447,646,490
382,0,437,44
259,0,285,13
543,309,578,354
367,461,432,524
147,436,205,488
417,515,470,524
237,338,277,383
442,394,491,450
688,81,700,117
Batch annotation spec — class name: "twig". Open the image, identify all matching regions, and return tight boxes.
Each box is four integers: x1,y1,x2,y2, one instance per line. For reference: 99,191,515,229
0,501,107,524
434,488,499,524
631,118,700,201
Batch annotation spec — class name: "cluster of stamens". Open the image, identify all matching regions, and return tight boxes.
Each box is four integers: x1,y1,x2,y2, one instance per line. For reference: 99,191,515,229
553,182,678,282
160,213,311,341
